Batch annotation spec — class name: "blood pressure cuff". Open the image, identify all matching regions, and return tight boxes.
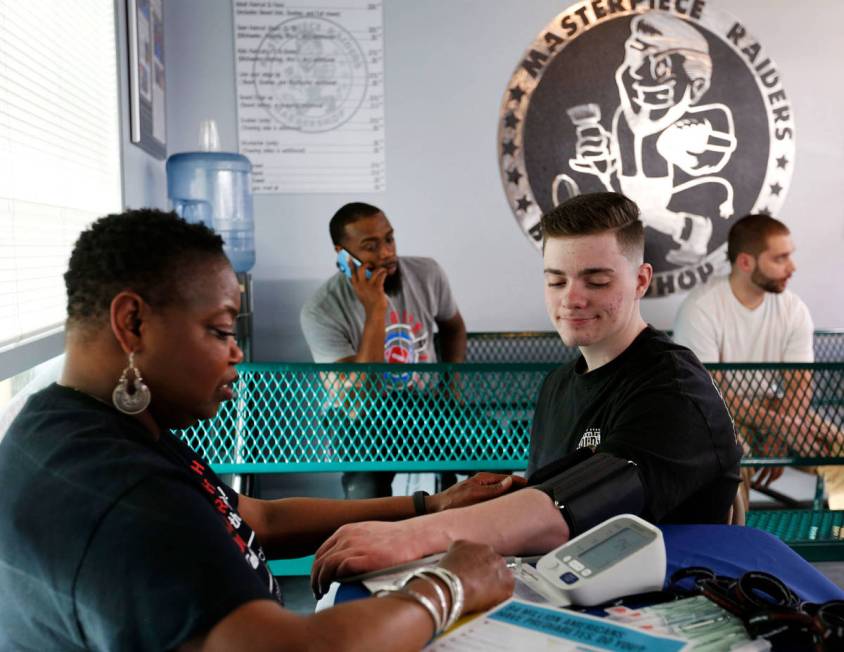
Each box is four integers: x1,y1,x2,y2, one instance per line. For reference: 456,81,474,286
529,450,645,537
528,447,595,486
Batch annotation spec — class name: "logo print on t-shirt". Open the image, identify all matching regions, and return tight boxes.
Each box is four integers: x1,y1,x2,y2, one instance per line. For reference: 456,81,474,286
383,310,429,387
187,458,282,603
384,310,429,364
577,428,601,449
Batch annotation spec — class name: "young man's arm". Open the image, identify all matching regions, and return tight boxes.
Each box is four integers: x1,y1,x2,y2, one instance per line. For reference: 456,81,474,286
310,487,568,596
237,473,526,559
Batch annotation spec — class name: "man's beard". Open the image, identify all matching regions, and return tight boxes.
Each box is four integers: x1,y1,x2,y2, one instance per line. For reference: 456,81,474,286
751,267,787,294
384,261,403,296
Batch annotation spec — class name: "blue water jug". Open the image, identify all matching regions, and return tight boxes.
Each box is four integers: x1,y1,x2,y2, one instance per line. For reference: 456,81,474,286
166,151,256,273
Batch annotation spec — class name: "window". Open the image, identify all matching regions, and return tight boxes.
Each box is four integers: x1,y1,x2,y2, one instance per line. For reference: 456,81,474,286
0,353,63,436
0,1,121,379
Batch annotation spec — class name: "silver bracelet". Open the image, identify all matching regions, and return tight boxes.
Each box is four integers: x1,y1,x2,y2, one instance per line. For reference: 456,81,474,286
401,588,444,634
419,567,465,631
405,570,449,629
375,586,444,635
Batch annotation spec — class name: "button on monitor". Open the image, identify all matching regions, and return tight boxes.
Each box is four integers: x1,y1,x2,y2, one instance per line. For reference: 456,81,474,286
560,572,579,585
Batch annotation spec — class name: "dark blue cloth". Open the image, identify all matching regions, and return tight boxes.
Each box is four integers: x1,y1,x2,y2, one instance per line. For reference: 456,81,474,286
661,524,844,603
0,384,281,651
337,524,844,605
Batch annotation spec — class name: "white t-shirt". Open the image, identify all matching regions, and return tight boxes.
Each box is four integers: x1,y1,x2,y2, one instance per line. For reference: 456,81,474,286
673,275,814,364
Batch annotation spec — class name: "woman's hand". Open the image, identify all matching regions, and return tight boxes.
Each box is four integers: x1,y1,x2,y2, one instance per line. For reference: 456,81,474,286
427,472,527,513
437,540,514,615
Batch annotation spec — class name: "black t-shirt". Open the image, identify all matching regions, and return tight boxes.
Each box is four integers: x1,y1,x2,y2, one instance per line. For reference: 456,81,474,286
528,326,742,523
0,384,281,651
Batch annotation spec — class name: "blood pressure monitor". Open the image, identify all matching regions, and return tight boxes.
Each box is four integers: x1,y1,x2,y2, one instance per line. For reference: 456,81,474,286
518,514,665,607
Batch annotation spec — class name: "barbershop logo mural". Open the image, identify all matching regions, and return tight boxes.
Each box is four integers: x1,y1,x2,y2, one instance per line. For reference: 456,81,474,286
498,1,795,296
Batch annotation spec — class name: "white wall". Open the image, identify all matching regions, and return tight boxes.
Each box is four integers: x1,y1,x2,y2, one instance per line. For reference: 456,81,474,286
163,0,844,362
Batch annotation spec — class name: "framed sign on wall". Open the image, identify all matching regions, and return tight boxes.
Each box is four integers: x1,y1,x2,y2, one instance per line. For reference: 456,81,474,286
127,0,166,159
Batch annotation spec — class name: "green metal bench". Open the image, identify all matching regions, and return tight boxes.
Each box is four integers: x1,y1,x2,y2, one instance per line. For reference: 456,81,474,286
180,362,539,474
179,362,542,575
454,332,844,560
708,362,844,561
815,330,844,362
454,329,844,363
177,359,844,569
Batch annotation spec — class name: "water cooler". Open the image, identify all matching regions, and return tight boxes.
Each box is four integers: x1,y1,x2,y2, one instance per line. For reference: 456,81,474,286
235,272,253,362
166,122,255,361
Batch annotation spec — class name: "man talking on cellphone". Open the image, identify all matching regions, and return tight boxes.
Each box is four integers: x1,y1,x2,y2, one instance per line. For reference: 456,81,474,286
300,202,468,499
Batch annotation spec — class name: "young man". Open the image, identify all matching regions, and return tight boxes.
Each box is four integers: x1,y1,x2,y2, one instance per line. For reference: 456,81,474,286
300,202,467,498
310,192,742,593
674,214,842,507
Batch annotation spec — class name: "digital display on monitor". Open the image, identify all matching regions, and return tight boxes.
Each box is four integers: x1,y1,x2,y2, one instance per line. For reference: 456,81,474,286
577,528,650,573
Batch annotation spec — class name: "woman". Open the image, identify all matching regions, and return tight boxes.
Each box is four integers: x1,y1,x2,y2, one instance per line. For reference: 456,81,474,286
0,209,516,651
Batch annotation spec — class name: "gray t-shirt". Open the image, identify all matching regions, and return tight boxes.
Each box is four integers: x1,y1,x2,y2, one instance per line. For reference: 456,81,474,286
300,256,458,363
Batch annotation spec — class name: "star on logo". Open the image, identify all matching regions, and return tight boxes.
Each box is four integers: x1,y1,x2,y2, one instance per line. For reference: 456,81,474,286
509,85,526,102
776,155,789,170
506,167,523,185
503,112,520,129
769,182,783,196
501,140,517,157
516,195,532,212
758,206,771,216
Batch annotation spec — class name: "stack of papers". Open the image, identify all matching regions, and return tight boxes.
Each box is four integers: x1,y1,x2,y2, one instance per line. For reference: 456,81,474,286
346,556,759,651
427,599,689,651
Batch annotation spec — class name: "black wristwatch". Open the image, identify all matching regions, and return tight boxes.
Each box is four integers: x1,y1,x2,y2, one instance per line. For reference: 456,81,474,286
412,490,429,515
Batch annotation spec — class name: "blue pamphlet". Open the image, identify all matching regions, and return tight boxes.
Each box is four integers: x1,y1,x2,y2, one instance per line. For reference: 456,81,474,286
427,599,688,651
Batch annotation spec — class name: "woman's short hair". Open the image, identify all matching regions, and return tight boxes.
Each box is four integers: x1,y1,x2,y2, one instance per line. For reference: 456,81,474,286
540,192,644,260
64,209,226,327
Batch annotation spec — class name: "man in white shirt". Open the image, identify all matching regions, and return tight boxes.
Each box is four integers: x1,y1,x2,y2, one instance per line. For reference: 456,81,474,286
674,214,841,508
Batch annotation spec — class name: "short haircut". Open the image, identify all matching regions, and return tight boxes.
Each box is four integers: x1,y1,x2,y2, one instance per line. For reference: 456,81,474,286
329,202,383,245
65,209,226,328
541,192,645,260
727,214,790,264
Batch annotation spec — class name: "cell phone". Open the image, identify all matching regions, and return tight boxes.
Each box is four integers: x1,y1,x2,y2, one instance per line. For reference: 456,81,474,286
336,249,372,279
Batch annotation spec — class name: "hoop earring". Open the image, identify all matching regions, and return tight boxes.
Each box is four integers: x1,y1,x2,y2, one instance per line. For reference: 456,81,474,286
112,351,151,415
